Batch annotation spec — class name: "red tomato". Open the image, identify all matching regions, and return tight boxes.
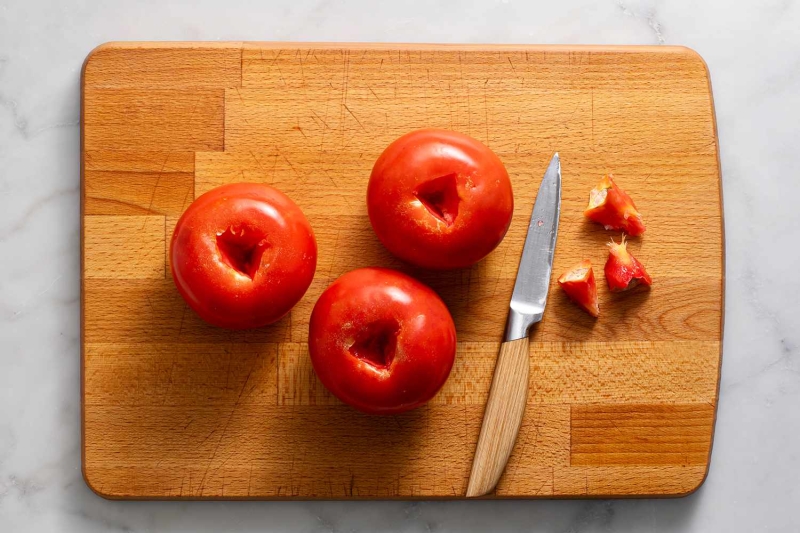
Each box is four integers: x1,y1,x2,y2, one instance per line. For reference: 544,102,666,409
367,129,514,269
604,236,652,292
170,183,316,329
584,174,646,236
558,260,600,317
308,267,457,414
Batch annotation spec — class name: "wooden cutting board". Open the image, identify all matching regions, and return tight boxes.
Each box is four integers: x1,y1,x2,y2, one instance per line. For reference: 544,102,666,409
81,42,724,499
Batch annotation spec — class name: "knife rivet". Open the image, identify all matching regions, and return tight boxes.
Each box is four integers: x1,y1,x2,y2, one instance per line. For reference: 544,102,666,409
537,220,544,227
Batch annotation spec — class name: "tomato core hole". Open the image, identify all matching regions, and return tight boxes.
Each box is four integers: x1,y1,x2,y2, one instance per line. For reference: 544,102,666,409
349,319,400,369
216,226,269,280
414,173,460,227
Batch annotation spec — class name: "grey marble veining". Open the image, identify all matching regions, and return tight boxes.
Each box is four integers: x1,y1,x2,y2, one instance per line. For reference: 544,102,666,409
2,0,799,531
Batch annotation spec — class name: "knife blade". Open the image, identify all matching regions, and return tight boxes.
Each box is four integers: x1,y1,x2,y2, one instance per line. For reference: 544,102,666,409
466,152,562,498
505,152,562,341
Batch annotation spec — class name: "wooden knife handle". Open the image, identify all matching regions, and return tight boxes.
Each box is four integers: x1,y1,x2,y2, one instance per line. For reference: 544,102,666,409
466,336,530,498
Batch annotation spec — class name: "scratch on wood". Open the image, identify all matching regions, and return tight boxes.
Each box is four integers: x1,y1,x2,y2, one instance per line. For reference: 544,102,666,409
491,246,510,297
343,103,366,132
200,428,217,445
248,150,268,178
534,478,548,496
323,169,340,189
176,305,189,338
465,266,474,310
483,91,490,145
162,355,178,405
367,85,381,102
234,88,252,127
275,66,287,87
327,229,341,280
197,353,256,494
507,56,517,74
277,148,303,179
163,211,168,278
310,109,330,130
293,123,308,139
297,51,305,87
591,87,595,148
143,151,171,219
340,50,351,147
456,52,471,134
144,295,157,317
239,47,244,87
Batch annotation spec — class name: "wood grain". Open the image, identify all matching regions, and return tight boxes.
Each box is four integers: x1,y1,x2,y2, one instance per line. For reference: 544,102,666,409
84,151,194,216
83,42,243,89
84,216,165,279
570,404,714,466
84,89,225,151
467,337,531,497
81,42,724,499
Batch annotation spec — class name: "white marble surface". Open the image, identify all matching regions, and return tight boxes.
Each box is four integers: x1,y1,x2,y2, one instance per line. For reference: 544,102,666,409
1,0,799,531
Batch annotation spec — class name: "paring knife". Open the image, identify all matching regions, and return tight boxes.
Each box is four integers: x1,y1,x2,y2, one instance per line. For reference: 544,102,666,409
466,152,562,498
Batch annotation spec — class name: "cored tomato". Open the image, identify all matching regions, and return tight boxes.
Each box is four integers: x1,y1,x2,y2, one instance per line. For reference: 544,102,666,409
367,129,514,269
308,267,457,415
170,183,316,329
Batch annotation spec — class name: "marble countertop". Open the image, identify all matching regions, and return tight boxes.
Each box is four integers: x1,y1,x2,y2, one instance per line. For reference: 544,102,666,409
2,0,799,531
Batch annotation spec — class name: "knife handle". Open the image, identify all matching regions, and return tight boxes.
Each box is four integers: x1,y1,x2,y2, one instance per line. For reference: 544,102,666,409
466,336,530,498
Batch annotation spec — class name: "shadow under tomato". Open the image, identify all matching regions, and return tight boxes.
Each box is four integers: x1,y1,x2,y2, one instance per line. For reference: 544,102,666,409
606,283,652,319
413,260,510,343
272,402,437,496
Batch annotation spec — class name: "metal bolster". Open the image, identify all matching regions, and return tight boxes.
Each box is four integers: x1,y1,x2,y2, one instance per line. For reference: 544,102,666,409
504,307,542,342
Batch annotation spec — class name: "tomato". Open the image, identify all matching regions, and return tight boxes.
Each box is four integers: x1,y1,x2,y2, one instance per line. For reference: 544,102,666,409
558,260,600,317
584,174,646,236
308,267,457,414
170,183,317,329
367,129,514,269
605,236,652,292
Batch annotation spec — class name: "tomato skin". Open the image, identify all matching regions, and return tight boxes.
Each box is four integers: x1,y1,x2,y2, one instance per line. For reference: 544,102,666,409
368,129,514,269
170,183,317,329
604,237,652,292
309,267,457,415
584,174,646,236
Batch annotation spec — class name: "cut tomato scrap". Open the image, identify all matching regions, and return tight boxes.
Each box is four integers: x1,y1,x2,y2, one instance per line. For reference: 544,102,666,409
605,236,652,292
558,260,600,317
584,174,646,236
